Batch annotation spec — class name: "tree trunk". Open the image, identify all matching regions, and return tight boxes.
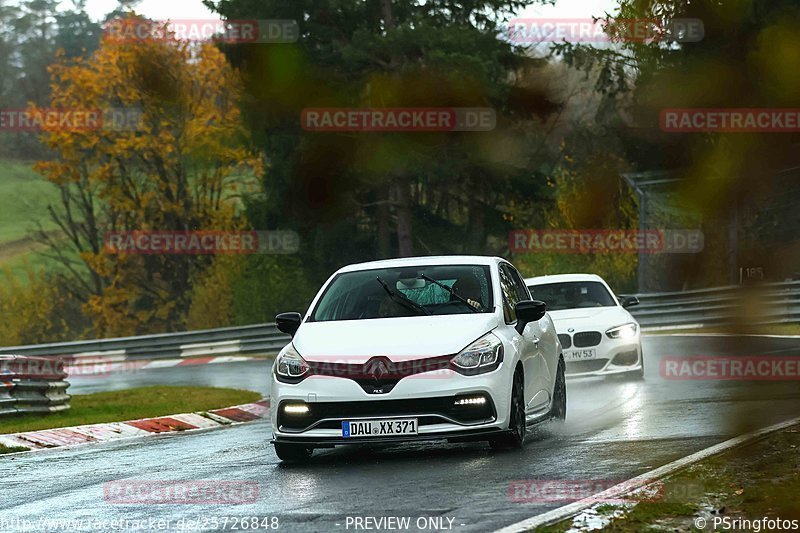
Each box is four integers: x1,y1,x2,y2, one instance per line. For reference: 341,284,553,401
377,187,391,258
394,181,413,257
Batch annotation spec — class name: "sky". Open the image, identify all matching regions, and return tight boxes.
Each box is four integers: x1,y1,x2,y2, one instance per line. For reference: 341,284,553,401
63,0,620,22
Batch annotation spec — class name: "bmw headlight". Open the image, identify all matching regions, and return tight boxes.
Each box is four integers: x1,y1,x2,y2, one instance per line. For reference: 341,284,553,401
275,344,310,381
606,323,638,340
451,333,504,374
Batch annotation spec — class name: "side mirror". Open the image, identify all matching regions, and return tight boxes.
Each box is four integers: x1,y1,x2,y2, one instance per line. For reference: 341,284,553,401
515,300,547,334
276,312,302,337
620,296,640,308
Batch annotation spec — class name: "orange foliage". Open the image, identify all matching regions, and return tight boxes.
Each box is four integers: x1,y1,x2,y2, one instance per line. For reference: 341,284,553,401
33,17,262,336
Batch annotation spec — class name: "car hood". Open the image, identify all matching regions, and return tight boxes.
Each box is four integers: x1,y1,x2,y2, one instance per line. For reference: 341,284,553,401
547,306,634,332
293,314,500,363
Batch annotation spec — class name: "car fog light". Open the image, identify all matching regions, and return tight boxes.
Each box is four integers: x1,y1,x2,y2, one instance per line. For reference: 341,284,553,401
454,396,487,406
283,403,310,414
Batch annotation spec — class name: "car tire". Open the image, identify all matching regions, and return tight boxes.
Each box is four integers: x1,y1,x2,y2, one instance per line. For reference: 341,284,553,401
550,356,567,421
274,443,313,463
489,367,526,450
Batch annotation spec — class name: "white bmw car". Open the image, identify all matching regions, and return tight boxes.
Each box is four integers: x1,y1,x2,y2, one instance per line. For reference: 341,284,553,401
270,256,566,462
525,274,643,379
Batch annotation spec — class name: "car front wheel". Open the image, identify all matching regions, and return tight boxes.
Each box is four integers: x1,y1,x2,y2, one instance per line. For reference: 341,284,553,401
550,356,567,421
489,367,526,450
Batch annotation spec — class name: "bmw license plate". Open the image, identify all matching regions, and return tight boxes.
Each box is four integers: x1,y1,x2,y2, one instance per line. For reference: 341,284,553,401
342,418,418,438
565,349,596,361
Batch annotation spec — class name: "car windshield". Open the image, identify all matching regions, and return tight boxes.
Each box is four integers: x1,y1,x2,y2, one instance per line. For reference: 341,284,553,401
311,265,493,321
529,281,616,311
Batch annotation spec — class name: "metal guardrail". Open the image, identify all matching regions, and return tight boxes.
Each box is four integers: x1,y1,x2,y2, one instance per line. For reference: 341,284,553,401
0,356,71,417
0,282,795,369
0,324,290,363
629,281,800,330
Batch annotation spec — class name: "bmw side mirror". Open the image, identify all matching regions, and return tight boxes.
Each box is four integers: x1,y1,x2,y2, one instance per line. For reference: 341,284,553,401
515,300,547,334
276,312,302,337
620,296,640,308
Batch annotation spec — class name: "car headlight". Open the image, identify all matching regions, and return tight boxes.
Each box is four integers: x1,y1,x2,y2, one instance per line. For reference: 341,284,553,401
606,323,638,340
451,333,504,374
275,344,310,381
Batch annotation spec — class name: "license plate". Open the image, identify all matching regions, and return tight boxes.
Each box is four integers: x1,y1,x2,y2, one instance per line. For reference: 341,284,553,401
565,349,596,361
342,418,418,438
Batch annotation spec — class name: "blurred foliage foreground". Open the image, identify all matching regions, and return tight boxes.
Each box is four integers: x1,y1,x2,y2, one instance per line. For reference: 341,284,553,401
5,0,798,343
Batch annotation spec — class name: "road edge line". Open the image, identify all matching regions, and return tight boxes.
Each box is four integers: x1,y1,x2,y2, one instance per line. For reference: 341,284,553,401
494,414,800,533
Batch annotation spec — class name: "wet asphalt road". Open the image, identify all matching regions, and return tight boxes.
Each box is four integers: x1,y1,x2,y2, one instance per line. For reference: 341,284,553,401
67,360,271,396
1,335,799,533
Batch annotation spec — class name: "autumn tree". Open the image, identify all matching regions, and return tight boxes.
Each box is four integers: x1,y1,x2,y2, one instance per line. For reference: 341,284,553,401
34,16,261,336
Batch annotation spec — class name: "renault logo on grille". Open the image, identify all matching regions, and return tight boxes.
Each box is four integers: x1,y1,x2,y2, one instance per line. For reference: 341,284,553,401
364,357,392,384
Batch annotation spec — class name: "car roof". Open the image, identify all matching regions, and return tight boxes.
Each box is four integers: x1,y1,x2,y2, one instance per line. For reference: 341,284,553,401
336,255,504,274
524,273,606,285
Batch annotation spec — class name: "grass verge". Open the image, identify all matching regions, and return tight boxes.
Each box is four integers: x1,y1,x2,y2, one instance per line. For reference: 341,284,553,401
0,160,59,245
0,386,261,435
0,443,30,455
535,425,800,531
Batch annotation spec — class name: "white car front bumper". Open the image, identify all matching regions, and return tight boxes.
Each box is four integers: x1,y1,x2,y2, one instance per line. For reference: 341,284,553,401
559,332,642,378
270,364,513,446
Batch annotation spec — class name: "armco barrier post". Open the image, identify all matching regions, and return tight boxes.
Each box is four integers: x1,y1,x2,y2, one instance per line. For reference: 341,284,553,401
0,380,16,416
0,355,71,417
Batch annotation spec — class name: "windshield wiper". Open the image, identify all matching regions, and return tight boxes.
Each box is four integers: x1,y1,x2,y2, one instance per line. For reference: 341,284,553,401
419,273,480,312
376,277,431,316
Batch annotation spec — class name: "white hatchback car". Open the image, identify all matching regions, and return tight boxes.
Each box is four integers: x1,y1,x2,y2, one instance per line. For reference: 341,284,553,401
525,274,643,379
271,256,565,462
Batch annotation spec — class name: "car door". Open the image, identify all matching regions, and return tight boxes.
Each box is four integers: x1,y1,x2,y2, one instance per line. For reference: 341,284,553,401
498,263,548,414
506,264,558,412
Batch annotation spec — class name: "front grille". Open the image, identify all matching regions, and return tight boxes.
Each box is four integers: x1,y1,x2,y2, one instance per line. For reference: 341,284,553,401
307,355,452,395
565,360,607,374
278,396,496,431
573,331,602,347
558,334,572,349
